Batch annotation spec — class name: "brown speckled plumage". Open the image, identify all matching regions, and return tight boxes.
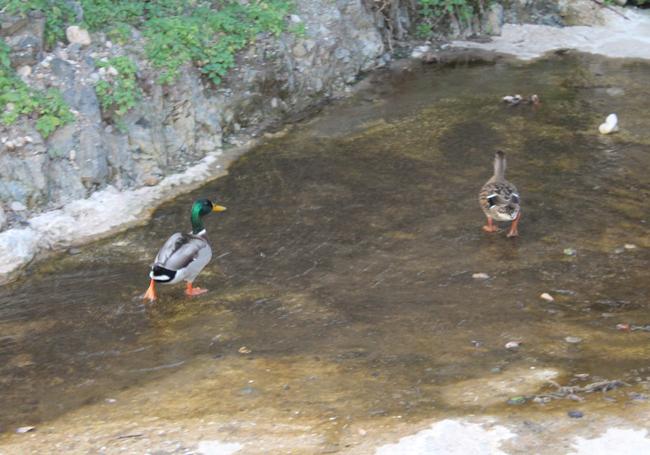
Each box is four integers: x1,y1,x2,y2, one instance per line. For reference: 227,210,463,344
478,151,521,237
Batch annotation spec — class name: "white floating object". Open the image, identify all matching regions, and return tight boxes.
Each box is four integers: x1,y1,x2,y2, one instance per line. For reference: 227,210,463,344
16,426,35,433
505,341,521,349
540,293,554,302
472,272,490,280
598,113,619,135
502,94,522,104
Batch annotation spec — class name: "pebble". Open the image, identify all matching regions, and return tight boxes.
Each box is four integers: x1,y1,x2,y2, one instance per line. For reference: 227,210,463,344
10,201,27,211
238,346,251,354
540,293,554,302
16,426,35,433
616,323,630,331
66,25,92,46
358,428,367,436
624,244,637,250
505,341,521,350
472,272,490,280
563,248,577,256
564,336,583,344
507,396,526,405
568,410,584,418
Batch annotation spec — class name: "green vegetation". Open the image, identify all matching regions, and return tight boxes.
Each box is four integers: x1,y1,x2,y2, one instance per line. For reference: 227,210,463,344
416,0,490,38
0,0,296,136
82,0,295,84
0,40,73,137
95,56,141,119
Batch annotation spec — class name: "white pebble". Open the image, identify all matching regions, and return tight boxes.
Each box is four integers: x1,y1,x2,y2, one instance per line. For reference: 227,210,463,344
540,293,554,302
565,336,583,344
624,244,637,250
472,272,490,279
505,341,521,349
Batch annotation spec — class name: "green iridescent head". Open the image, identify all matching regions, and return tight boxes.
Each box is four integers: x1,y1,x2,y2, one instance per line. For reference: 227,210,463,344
190,199,226,234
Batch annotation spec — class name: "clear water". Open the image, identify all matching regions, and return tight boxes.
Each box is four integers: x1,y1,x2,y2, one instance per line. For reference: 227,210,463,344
1,53,649,444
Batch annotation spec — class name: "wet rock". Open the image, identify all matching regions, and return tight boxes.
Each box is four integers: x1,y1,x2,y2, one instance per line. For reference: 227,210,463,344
66,26,92,46
441,367,559,407
505,341,521,350
10,201,27,212
563,248,577,256
568,410,584,418
0,206,6,230
507,396,526,405
540,293,555,302
17,65,31,79
565,336,583,344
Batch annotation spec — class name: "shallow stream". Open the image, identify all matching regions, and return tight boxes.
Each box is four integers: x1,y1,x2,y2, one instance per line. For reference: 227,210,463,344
1,52,649,452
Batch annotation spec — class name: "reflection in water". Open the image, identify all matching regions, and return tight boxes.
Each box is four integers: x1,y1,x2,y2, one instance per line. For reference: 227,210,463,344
0,53,649,435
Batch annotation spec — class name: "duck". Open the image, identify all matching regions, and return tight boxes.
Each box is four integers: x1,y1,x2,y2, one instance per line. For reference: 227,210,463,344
478,151,521,237
142,199,226,302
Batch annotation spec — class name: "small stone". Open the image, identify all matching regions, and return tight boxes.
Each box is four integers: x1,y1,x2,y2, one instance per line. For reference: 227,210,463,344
563,248,577,256
505,341,521,350
574,373,590,380
358,428,367,436
290,14,302,23
616,323,630,331
10,201,26,212
107,66,119,76
17,65,32,79
624,244,637,250
105,398,117,403
540,293,554,302
0,206,6,230
16,426,35,433
66,26,92,46
472,272,490,280
238,346,251,354
507,396,526,405
565,336,582,344
105,40,113,48
613,247,625,254
568,410,583,418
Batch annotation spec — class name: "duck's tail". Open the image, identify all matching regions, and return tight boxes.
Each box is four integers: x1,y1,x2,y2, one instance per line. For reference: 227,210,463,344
150,264,176,283
494,150,507,179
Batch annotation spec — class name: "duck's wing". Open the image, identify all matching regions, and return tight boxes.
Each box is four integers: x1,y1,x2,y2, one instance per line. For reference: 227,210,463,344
480,181,519,209
154,233,209,272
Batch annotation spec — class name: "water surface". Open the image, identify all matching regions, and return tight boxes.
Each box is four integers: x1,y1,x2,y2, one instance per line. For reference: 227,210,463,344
1,53,649,447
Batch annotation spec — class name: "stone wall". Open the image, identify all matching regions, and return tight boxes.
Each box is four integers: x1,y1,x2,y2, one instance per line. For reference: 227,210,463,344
0,0,384,230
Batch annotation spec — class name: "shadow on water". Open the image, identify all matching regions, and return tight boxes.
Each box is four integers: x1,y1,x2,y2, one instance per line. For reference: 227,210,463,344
1,53,649,433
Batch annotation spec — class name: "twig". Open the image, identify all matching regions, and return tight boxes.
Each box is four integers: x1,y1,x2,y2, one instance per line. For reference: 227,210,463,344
590,0,630,20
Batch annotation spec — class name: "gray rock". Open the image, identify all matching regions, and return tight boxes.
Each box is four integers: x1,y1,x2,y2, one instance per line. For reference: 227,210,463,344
10,201,26,211
1,12,45,66
485,3,504,36
0,206,5,231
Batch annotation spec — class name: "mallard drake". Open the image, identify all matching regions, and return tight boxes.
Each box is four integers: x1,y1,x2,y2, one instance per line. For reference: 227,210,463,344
142,199,226,302
478,151,521,237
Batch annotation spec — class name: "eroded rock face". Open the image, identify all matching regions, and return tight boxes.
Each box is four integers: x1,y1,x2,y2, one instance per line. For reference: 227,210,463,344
0,0,385,215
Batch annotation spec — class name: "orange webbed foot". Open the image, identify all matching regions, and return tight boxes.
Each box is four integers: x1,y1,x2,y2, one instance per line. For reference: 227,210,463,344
507,213,521,238
482,217,498,233
142,279,157,302
185,282,208,297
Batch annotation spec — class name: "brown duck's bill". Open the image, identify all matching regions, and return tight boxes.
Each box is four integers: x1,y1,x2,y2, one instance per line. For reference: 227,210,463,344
212,205,227,212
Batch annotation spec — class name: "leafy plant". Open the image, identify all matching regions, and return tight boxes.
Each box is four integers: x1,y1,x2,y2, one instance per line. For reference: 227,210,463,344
0,39,73,137
416,0,489,38
94,56,141,118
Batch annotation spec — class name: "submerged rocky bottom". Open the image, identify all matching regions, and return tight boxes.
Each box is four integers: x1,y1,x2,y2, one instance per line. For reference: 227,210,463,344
1,53,650,453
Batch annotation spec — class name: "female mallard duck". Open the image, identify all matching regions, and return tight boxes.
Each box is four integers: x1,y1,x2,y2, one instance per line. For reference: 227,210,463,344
142,199,226,301
478,151,521,237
